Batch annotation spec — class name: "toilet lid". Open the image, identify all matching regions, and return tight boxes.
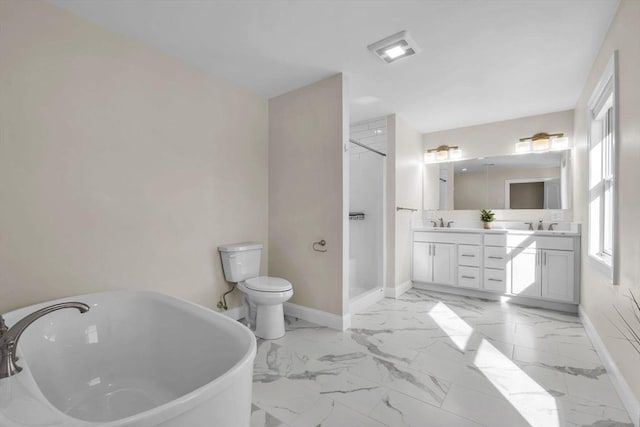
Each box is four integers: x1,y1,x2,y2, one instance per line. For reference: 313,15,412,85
244,276,292,292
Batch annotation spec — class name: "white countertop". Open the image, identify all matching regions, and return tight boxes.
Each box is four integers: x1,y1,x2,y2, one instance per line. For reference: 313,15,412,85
412,226,581,237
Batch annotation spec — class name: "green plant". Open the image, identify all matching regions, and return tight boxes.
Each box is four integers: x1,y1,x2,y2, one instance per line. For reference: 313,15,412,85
480,209,495,223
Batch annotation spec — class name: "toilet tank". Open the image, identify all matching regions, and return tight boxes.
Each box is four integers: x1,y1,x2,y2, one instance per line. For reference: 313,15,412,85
218,242,263,283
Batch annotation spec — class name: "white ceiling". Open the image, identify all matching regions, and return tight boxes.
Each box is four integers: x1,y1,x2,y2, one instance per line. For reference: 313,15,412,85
49,0,619,133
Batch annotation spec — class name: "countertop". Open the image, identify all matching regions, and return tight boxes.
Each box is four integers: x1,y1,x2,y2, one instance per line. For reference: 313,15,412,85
412,226,581,237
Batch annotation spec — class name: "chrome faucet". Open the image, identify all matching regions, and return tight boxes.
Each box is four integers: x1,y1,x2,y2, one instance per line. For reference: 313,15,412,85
0,302,89,379
548,222,559,231
430,220,438,227
447,221,455,228
439,218,445,228
525,222,534,231
537,219,544,230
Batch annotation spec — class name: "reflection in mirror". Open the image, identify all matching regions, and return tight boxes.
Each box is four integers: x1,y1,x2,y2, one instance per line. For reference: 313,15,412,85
426,150,570,210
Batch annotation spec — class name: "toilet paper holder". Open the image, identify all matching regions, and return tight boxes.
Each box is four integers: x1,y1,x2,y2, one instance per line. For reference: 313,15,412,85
313,240,327,252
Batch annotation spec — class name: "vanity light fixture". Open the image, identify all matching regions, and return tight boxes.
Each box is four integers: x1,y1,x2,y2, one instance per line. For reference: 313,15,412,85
449,148,462,160
551,137,570,150
515,141,532,153
424,145,461,163
517,132,568,153
368,31,420,64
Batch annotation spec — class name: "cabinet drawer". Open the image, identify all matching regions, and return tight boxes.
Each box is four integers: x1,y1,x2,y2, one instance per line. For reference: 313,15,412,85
484,233,574,250
484,234,507,247
458,244,480,267
458,266,480,289
484,246,508,269
414,232,481,245
483,268,508,293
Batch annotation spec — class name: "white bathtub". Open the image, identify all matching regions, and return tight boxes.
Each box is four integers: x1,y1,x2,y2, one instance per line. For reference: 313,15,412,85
0,291,256,427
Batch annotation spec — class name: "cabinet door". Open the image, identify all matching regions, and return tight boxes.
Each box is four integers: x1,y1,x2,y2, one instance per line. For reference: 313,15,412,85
542,250,575,302
412,242,433,283
433,243,456,285
510,248,541,297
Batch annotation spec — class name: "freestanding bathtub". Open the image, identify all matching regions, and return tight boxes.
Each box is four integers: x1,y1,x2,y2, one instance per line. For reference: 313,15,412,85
0,291,256,427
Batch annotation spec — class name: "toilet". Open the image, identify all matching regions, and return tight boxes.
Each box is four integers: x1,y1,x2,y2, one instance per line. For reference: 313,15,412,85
218,242,293,339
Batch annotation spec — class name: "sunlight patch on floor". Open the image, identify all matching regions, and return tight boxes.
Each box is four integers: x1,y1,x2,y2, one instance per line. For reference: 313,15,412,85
428,301,474,351
473,339,560,426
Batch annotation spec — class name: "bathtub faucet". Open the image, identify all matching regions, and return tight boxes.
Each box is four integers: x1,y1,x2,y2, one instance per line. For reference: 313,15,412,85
0,302,90,379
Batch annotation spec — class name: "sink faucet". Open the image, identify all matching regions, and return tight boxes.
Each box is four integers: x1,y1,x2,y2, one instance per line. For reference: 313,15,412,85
439,218,444,228
0,302,89,379
548,222,559,231
537,219,544,230
430,220,438,227
525,222,534,231
447,221,454,228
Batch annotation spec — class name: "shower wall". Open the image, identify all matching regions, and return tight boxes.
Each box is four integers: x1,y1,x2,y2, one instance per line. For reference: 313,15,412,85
349,118,386,299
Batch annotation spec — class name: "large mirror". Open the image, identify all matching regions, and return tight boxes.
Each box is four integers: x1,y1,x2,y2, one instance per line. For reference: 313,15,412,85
424,150,570,210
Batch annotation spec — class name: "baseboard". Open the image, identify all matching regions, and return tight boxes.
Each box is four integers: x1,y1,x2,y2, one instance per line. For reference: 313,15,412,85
384,280,413,299
412,281,578,313
350,288,384,314
579,305,640,427
284,302,350,331
221,304,246,321
222,301,350,331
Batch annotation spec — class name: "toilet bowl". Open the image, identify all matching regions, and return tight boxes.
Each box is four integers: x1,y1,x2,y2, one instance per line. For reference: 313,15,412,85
218,242,293,340
238,276,293,339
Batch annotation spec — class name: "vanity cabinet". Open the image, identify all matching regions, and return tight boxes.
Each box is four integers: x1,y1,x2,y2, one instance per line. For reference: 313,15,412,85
510,248,575,301
413,232,482,288
412,242,456,285
457,244,481,289
483,246,508,293
541,249,575,302
412,229,580,308
510,248,541,297
505,238,575,302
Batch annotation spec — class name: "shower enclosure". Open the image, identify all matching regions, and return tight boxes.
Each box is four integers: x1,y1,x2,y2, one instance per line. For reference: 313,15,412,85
348,118,386,304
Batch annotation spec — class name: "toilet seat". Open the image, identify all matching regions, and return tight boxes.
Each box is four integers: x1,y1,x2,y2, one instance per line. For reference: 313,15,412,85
244,276,292,293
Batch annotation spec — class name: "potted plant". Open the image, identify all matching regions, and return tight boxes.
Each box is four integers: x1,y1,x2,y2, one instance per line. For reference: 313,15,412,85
480,209,495,229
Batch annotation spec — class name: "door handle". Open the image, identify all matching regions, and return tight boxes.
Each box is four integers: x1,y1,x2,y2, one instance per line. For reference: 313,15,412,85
433,244,436,257
488,256,503,259
461,254,475,257
462,275,475,279
543,251,547,266
488,278,503,282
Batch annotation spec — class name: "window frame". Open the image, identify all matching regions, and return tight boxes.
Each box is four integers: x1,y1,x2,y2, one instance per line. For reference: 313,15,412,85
587,51,619,284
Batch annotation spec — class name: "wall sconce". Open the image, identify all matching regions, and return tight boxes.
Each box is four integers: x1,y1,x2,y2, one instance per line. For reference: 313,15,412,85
517,132,568,153
424,145,461,163
515,141,531,153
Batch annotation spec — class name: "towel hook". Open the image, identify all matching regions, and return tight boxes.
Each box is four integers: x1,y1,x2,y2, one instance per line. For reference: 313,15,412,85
313,240,327,252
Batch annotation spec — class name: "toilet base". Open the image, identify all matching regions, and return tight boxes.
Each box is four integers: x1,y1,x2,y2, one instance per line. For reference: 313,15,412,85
255,303,285,339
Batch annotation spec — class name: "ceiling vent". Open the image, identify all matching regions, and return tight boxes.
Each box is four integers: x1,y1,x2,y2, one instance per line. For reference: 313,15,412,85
367,31,420,64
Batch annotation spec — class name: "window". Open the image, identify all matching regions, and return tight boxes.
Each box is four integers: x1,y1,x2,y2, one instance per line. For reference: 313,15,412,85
587,51,618,281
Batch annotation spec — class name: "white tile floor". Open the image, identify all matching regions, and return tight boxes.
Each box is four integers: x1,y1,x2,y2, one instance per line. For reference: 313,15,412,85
249,289,633,427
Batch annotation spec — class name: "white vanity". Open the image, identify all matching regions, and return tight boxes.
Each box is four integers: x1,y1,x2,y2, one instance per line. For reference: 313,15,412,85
411,225,580,311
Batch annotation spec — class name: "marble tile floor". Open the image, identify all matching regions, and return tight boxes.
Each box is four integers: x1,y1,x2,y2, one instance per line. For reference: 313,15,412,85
249,288,633,427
